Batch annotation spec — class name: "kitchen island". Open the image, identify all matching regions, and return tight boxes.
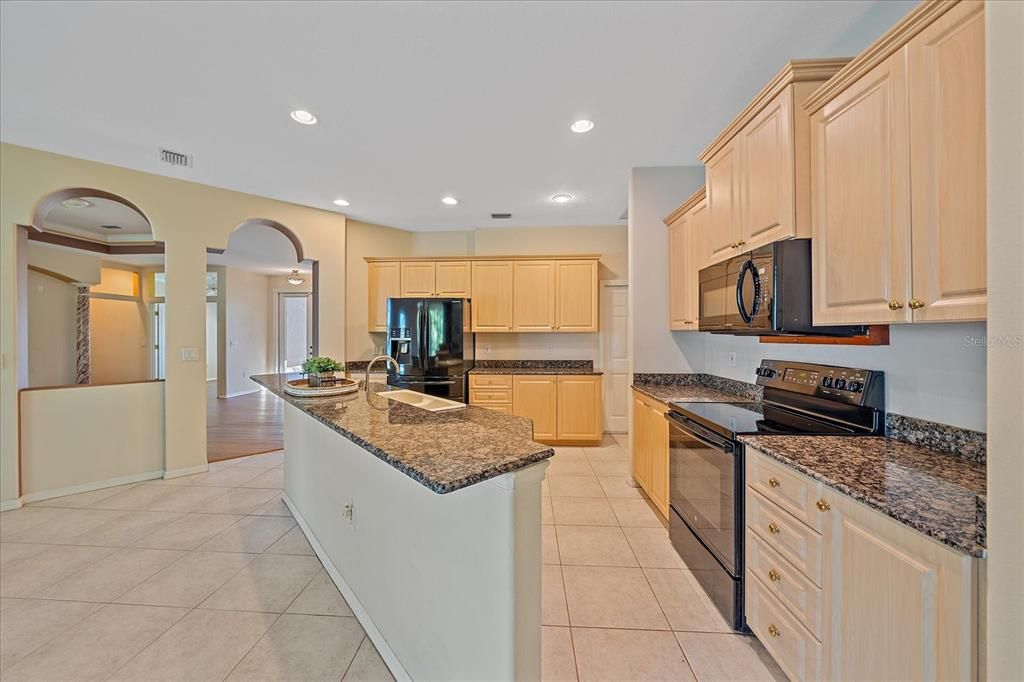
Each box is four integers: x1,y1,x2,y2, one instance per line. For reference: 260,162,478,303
251,374,553,681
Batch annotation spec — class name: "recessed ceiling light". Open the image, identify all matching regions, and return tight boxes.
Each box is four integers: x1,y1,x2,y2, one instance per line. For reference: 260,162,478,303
551,193,573,204
570,119,595,133
60,198,93,209
441,196,459,206
290,110,318,125
333,198,350,207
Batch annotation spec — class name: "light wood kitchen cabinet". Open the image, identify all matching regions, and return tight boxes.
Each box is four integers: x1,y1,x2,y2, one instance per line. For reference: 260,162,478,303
699,59,849,266
512,375,558,441
631,390,669,518
907,0,986,322
555,375,603,441
471,261,514,332
367,261,401,332
434,260,472,298
665,187,706,330
805,0,986,326
400,261,437,297
513,261,557,331
555,260,599,332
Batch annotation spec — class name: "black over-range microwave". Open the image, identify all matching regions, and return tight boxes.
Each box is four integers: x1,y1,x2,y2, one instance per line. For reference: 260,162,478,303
698,239,867,336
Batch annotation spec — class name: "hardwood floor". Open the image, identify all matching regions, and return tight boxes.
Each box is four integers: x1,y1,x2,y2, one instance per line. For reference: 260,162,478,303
207,381,283,462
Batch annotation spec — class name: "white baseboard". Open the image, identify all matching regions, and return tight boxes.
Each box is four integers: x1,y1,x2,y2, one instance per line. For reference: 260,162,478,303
20,470,164,504
163,463,209,480
1,498,24,512
282,493,411,682
220,388,260,399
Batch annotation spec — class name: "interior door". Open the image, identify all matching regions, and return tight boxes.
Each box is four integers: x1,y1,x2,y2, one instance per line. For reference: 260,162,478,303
601,282,629,433
278,293,312,372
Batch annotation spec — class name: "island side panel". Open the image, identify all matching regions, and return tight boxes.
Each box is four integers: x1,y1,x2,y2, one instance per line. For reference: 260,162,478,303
281,402,546,681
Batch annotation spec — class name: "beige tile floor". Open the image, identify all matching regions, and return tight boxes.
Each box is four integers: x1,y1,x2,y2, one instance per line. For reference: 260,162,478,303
0,451,393,682
1,437,784,682
542,435,786,682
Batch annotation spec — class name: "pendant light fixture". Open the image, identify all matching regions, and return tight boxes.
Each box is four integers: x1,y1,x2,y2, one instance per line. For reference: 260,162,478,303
286,269,305,286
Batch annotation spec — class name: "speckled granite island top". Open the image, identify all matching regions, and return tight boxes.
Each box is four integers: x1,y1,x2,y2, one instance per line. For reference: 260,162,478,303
739,435,987,557
252,373,553,494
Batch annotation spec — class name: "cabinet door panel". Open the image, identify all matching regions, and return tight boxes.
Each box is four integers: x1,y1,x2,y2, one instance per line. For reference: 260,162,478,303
513,376,558,441
741,88,795,249
631,394,651,490
685,201,708,328
811,51,912,325
434,261,472,298
513,261,556,332
367,262,401,332
471,261,514,331
645,401,669,516
705,140,743,263
555,260,598,332
908,1,986,322
400,262,436,297
668,220,688,330
556,376,602,442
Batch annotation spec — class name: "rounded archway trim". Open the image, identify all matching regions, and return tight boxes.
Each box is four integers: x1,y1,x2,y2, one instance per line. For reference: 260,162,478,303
30,187,153,234
230,218,305,263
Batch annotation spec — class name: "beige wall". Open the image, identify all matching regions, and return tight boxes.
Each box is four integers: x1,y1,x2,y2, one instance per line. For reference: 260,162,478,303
27,242,102,285
1,142,347,502
89,297,149,384
985,0,1024,676
19,382,165,500
26,270,77,387
345,220,413,361
470,225,627,282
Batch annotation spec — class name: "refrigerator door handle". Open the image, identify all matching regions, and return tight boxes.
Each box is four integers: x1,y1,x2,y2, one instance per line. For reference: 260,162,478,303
419,303,428,372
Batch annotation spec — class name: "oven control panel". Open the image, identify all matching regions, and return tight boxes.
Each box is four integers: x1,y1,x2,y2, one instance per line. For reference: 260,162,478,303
755,360,884,409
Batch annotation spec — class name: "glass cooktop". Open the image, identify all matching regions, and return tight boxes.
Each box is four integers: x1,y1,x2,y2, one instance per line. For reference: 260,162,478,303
669,401,859,439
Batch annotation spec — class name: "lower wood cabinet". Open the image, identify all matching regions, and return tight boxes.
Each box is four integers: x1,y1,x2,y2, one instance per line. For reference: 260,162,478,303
631,390,669,518
470,374,603,445
745,447,978,681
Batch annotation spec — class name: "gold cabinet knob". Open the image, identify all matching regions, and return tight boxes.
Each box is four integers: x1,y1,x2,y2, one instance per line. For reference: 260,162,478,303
768,522,781,534
767,624,780,638
768,569,781,582
816,499,831,512
736,240,746,246
768,477,780,488
888,299,904,310
909,298,926,309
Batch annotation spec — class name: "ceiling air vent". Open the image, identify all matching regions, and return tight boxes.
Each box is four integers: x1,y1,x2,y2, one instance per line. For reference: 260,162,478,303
100,224,122,230
159,148,192,168
490,213,512,220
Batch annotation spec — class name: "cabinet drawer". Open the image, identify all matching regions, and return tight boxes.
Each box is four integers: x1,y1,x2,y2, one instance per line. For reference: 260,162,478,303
747,449,825,532
747,573,822,682
470,389,512,405
747,529,822,640
747,489,822,587
469,374,513,389
475,405,511,415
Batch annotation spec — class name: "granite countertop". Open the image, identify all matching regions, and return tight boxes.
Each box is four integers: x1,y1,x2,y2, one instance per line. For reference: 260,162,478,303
632,383,751,404
738,435,987,557
252,373,553,494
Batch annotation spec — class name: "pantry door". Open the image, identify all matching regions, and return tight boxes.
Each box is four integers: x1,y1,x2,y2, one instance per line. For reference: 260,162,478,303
600,281,629,433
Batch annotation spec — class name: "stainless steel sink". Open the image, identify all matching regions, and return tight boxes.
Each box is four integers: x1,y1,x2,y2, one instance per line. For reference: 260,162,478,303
381,389,466,412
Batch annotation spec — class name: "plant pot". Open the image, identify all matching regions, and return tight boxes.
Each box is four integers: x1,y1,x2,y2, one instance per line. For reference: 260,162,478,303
307,372,337,388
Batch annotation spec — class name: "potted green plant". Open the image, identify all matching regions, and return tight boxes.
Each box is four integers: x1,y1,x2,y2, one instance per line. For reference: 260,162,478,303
301,356,344,387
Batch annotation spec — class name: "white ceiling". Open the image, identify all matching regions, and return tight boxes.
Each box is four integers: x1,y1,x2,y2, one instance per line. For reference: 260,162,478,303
1,1,881,231
43,196,152,241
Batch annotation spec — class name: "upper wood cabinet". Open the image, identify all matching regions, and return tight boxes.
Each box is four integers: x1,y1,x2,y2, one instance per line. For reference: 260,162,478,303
400,261,436,297
513,260,557,331
472,261,515,332
699,59,850,265
555,375,603,441
805,0,986,326
434,261,472,298
555,260,599,332
512,375,558,441
665,187,706,331
367,261,401,332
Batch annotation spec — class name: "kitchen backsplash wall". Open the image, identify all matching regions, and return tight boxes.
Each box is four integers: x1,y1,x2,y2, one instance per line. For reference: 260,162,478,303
684,322,987,432
475,332,599,362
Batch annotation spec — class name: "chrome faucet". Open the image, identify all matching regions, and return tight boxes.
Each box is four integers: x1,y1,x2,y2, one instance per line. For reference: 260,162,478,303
365,354,399,388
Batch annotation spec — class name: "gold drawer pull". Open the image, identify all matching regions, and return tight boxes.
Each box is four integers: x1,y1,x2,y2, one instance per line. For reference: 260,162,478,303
768,522,781,534
816,499,831,512
768,569,781,582
767,624,780,638
888,299,904,310
768,477,780,488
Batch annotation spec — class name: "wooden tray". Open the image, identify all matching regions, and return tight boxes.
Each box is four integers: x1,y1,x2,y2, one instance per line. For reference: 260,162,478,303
283,377,359,397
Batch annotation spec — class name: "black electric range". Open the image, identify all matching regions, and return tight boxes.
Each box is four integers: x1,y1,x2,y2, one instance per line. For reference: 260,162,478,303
665,360,885,631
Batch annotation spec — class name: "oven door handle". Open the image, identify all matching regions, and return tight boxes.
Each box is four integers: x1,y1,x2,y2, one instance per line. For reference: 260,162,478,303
664,411,735,454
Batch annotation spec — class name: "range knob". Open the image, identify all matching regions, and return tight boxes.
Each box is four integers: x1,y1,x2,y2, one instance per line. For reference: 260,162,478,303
757,367,776,378
834,378,847,390
821,377,834,388
847,380,863,393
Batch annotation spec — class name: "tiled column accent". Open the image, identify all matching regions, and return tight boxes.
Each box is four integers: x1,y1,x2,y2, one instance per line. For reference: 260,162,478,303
75,286,91,384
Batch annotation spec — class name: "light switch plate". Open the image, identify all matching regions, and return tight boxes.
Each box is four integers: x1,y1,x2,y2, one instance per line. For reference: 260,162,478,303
181,347,200,361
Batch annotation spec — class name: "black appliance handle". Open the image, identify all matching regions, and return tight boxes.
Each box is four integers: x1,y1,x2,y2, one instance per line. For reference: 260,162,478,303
664,411,735,453
418,302,428,372
395,378,457,386
735,259,760,325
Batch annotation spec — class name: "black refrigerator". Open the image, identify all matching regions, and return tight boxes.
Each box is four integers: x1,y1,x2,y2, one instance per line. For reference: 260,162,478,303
385,298,475,401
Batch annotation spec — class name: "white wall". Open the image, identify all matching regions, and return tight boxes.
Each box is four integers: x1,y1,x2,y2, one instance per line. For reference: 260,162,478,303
205,301,218,381
627,166,706,374
223,267,271,397
27,270,77,387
